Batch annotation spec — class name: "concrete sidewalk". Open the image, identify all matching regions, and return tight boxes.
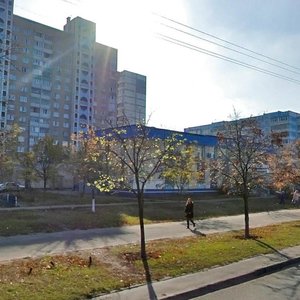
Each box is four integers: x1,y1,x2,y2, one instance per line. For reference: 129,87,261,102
0,209,299,262
94,245,300,300
92,209,300,300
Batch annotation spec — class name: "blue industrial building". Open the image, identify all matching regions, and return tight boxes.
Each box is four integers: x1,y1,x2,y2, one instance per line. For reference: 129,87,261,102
96,125,217,147
96,125,218,191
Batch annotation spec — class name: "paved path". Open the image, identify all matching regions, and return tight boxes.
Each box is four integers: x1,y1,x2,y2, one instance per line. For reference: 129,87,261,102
94,246,300,300
0,209,299,262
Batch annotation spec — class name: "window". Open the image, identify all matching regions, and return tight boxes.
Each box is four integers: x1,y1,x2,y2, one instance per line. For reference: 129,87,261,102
20,96,27,102
31,107,40,113
17,146,25,153
18,136,25,142
31,87,41,94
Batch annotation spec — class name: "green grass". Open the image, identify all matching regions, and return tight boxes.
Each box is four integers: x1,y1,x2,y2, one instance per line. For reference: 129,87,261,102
10,190,130,206
0,221,299,300
0,255,127,300
0,192,296,236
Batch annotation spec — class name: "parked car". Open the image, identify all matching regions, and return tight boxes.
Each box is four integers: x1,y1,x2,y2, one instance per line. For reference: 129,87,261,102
0,182,25,192
0,193,19,207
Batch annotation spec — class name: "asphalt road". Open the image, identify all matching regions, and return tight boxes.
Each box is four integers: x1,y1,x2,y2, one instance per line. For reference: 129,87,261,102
197,263,300,300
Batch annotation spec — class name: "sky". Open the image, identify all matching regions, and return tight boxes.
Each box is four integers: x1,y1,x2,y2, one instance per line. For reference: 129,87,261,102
13,0,300,132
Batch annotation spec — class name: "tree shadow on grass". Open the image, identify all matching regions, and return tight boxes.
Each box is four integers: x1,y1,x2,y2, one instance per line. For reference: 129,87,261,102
253,239,291,260
142,256,158,300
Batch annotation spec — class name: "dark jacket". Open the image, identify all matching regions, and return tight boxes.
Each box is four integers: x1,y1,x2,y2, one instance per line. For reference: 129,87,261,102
185,202,194,218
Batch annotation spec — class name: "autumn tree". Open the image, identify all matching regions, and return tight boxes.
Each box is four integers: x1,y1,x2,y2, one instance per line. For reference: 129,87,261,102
31,136,66,189
0,124,20,181
267,140,300,192
71,130,115,194
160,143,204,192
83,124,183,259
212,112,269,238
18,151,37,189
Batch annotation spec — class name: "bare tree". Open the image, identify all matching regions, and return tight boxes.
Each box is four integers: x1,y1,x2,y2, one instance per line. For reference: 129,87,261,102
212,111,269,238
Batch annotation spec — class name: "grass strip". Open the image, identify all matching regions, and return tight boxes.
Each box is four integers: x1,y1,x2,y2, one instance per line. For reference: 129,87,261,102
0,196,294,236
0,221,299,300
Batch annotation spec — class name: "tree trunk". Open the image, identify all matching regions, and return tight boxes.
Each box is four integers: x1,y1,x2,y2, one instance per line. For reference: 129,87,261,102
138,192,146,260
43,175,47,189
243,194,250,238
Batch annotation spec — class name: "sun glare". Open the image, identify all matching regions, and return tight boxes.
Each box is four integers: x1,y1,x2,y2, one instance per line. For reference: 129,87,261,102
75,0,188,49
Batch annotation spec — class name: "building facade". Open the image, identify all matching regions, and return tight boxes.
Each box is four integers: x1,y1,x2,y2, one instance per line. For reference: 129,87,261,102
1,4,146,151
0,0,13,129
117,70,146,126
96,125,217,190
185,111,300,144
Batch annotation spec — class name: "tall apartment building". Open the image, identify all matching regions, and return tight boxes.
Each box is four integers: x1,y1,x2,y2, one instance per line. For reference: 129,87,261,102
117,70,146,126
2,4,146,151
0,0,13,129
185,111,300,144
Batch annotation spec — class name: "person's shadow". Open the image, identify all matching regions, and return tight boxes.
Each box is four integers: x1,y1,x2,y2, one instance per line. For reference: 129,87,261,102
189,227,206,237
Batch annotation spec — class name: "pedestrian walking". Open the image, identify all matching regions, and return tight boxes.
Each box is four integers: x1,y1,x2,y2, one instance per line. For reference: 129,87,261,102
185,197,195,229
276,190,286,204
291,189,299,205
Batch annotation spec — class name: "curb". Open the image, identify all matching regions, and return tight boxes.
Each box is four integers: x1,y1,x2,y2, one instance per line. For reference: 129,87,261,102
161,257,300,300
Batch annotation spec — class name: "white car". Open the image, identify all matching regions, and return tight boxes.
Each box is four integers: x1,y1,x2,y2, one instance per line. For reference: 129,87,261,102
0,182,25,192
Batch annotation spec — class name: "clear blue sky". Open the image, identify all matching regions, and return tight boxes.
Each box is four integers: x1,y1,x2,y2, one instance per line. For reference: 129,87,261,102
14,0,300,131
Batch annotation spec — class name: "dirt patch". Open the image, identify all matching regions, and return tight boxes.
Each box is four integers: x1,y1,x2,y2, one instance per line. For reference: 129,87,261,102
122,250,162,262
0,247,147,284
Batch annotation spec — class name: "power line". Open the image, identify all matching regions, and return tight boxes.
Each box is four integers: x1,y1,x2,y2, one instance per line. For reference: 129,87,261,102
160,23,300,77
158,33,300,85
155,13,300,72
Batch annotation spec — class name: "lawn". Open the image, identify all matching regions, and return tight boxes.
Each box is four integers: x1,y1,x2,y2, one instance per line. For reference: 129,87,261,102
0,190,295,236
0,190,298,299
0,221,299,300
